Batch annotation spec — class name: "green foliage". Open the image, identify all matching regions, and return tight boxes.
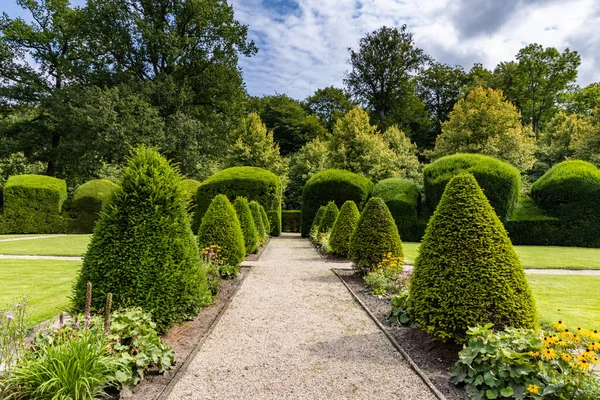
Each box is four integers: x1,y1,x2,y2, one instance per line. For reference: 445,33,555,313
328,201,360,256
424,153,521,220
363,270,389,296
286,138,329,209
372,178,422,241
281,210,301,232
348,197,403,273
69,179,117,233
198,194,246,267
195,167,282,236
248,201,266,245
260,205,271,239
0,297,29,373
181,179,201,233
531,160,600,247
506,197,562,246
304,86,356,130
409,173,537,342
310,206,326,238
432,87,536,171
3,174,67,234
72,147,210,333
233,197,258,254
451,324,600,399
318,202,339,233
301,169,373,237
3,329,120,399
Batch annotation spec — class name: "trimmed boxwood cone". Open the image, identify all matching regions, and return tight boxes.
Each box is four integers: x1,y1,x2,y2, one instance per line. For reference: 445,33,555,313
329,201,360,256
318,201,339,233
233,197,259,254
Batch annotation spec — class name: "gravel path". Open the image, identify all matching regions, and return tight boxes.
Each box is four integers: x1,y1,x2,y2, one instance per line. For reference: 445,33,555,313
167,233,437,400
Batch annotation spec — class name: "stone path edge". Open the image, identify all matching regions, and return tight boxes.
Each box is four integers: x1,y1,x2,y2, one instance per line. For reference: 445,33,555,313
331,267,448,400
156,265,252,400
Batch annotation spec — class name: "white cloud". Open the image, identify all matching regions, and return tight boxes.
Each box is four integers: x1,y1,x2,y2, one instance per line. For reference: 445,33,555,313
230,0,600,99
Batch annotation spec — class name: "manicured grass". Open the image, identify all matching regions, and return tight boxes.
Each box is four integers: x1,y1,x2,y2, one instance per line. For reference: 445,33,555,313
0,235,91,256
0,259,81,326
402,242,600,269
0,234,52,240
527,275,600,331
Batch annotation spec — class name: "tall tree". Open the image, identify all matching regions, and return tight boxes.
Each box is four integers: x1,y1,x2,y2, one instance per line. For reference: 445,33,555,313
304,86,356,130
417,62,469,147
344,25,430,133
561,82,600,115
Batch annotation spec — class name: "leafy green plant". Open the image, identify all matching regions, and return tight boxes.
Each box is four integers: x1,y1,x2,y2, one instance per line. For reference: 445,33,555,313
363,270,388,296
309,206,326,243
451,323,600,399
0,298,29,373
328,200,360,256
219,265,239,280
389,290,411,325
3,328,120,400
201,244,224,295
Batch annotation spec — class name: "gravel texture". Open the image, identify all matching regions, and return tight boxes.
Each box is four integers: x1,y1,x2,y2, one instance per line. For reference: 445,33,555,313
168,233,437,400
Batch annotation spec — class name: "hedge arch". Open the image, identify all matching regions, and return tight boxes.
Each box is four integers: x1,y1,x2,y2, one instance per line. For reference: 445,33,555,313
195,167,282,236
3,174,67,234
531,160,600,247
301,169,373,237
69,179,117,233
423,154,520,220
372,178,421,242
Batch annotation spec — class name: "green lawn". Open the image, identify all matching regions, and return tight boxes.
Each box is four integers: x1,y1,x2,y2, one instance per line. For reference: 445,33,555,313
402,242,600,269
0,259,81,326
0,235,91,256
528,275,600,331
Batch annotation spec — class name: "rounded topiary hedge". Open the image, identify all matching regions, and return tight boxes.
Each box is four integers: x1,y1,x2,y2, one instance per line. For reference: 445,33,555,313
69,179,117,233
233,197,258,254
423,154,520,220
3,174,68,234
372,178,421,242
72,147,210,333
348,197,403,272
505,197,562,245
249,201,266,245
195,167,282,236
301,169,373,237
198,194,246,266
318,202,339,233
409,173,537,342
282,210,301,232
181,178,201,232
531,160,600,247
329,200,360,256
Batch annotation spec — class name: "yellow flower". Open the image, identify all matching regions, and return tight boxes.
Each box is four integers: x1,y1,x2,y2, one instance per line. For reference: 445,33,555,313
590,342,600,351
575,360,590,371
527,384,540,394
554,320,567,331
542,348,557,360
560,330,575,340
577,349,597,361
591,357,600,365
542,336,555,346
561,353,572,362
555,339,569,347
528,351,540,358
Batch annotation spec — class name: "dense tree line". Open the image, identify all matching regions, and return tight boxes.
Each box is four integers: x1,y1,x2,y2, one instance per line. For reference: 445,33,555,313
1,2,598,202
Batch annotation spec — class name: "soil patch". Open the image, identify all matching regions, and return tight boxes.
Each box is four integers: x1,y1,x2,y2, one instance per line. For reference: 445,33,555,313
335,269,467,400
120,267,250,400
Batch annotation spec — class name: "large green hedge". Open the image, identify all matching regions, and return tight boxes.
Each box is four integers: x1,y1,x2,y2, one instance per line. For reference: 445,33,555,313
505,197,562,246
195,167,282,236
372,178,421,242
531,160,600,247
69,179,117,233
72,147,210,333
233,197,258,254
301,169,373,237
181,179,201,232
198,194,246,266
409,173,537,342
282,210,301,232
348,197,402,273
328,200,360,257
423,154,520,220
3,174,68,234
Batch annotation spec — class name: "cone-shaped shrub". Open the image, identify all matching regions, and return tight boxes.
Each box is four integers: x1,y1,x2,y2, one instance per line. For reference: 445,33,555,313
233,197,258,254
259,204,270,240
249,201,266,245
348,197,403,272
311,206,326,233
409,173,537,342
329,201,360,256
318,202,339,233
72,147,210,333
198,195,246,266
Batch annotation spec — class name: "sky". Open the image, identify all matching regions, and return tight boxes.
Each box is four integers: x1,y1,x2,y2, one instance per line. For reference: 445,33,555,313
2,0,600,100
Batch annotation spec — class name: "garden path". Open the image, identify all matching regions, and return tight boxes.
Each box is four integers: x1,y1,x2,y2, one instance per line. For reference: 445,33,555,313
166,233,437,400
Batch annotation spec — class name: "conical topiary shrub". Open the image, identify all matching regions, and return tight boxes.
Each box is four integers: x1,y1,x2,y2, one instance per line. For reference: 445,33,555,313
329,201,360,256
318,202,339,233
72,146,210,333
198,194,246,266
311,206,326,234
249,201,266,245
233,197,258,254
409,173,537,342
348,197,403,273
259,204,270,240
